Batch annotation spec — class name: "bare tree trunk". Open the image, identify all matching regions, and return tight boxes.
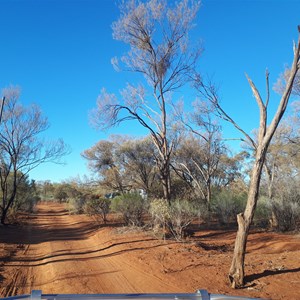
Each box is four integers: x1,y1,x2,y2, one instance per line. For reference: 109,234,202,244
268,196,279,230
229,30,299,287
1,190,17,225
160,162,171,204
196,28,300,289
1,207,9,225
270,209,279,229
206,178,212,211
0,96,5,124
229,153,265,287
157,130,172,204
0,170,18,225
264,164,279,228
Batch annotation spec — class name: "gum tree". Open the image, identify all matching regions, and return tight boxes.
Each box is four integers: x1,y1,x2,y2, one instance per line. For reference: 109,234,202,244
91,0,201,203
83,137,157,195
118,137,157,194
82,140,127,193
174,101,226,209
0,87,68,224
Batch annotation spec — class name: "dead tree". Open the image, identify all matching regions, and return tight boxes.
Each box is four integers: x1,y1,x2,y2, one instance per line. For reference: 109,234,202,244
196,28,300,288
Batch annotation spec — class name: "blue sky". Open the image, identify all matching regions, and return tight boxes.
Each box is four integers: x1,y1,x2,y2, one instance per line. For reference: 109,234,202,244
0,0,299,183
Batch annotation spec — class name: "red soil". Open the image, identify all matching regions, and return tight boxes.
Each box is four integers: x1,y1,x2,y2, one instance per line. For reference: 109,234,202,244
0,202,299,299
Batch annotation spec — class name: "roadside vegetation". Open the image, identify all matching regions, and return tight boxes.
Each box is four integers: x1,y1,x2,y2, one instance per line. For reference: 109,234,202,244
33,133,300,242
0,88,68,225
1,0,299,291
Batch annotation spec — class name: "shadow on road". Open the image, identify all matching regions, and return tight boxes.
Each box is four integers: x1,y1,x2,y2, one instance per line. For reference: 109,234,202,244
3,237,172,267
245,267,300,283
0,202,174,269
0,206,101,246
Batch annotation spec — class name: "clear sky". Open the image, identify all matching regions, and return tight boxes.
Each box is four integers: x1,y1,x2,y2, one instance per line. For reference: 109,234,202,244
0,0,299,183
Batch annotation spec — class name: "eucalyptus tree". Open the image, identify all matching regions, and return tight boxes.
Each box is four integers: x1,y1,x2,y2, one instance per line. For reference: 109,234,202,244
0,87,68,224
275,64,300,97
91,0,201,203
174,134,244,209
174,101,227,208
263,122,299,197
174,135,223,206
83,136,158,195
261,110,300,228
82,139,127,193
117,137,157,194
195,29,300,288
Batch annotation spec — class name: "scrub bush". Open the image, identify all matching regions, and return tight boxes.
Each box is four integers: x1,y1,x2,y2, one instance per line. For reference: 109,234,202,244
272,199,300,231
212,191,246,225
111,193,145,226
253,197,271,227
149,198,200,240
84,196,110,224
66,197,85,214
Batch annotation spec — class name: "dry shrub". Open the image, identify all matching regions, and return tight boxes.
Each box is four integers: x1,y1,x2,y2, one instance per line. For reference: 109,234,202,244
212,191,246,225
149,199,200,240
66,197,85,214
111,193,146,226
272,199,300,231
84,197,110,224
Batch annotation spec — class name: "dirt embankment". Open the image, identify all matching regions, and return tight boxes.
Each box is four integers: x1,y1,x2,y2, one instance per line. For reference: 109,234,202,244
0,202,299,299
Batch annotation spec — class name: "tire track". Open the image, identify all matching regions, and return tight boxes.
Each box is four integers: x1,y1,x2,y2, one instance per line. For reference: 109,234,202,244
2,203,181,295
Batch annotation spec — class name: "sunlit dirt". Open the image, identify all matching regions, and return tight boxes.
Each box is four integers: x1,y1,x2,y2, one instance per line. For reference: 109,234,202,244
0,202,299,299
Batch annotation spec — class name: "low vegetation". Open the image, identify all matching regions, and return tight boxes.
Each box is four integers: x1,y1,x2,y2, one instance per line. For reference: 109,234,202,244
1,0,299,290
31,173,300,241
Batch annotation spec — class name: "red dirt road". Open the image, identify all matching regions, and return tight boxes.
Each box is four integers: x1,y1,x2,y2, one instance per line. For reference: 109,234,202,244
0,202,300,299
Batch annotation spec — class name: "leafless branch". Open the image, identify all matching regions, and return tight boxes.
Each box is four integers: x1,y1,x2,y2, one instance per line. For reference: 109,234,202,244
195,77,257,150
245,74,267,144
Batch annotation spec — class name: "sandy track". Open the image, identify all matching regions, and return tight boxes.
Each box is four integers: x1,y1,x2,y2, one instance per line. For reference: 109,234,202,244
1,202,300,299
2,203,179,295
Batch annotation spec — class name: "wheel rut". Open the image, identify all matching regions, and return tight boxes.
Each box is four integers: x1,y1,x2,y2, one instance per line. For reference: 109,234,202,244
1,203,179,296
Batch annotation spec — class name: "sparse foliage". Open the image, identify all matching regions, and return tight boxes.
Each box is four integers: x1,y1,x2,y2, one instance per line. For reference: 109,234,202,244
0,87,68,224
174,102,225,207
117,137,157,194
253,197,271,228
111,192,146,226
274,67,300,97
212,191,246,225
66,197,85,215
82,136,159,195
82,139,127,192
271,198,300,232
150,198,200,240
91,0,202,202
168,199,200,240
10,175,40,217
84,196,110,224
149,198,170,238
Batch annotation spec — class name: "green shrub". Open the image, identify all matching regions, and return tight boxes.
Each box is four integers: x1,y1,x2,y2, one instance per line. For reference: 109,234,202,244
11,177,40,215
212,191,246,225
84,197,110,224
54,189,68,203
12,195,40,215
272,199,300,232
111,193,145,226
66,197,85,214
253,196,271,227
